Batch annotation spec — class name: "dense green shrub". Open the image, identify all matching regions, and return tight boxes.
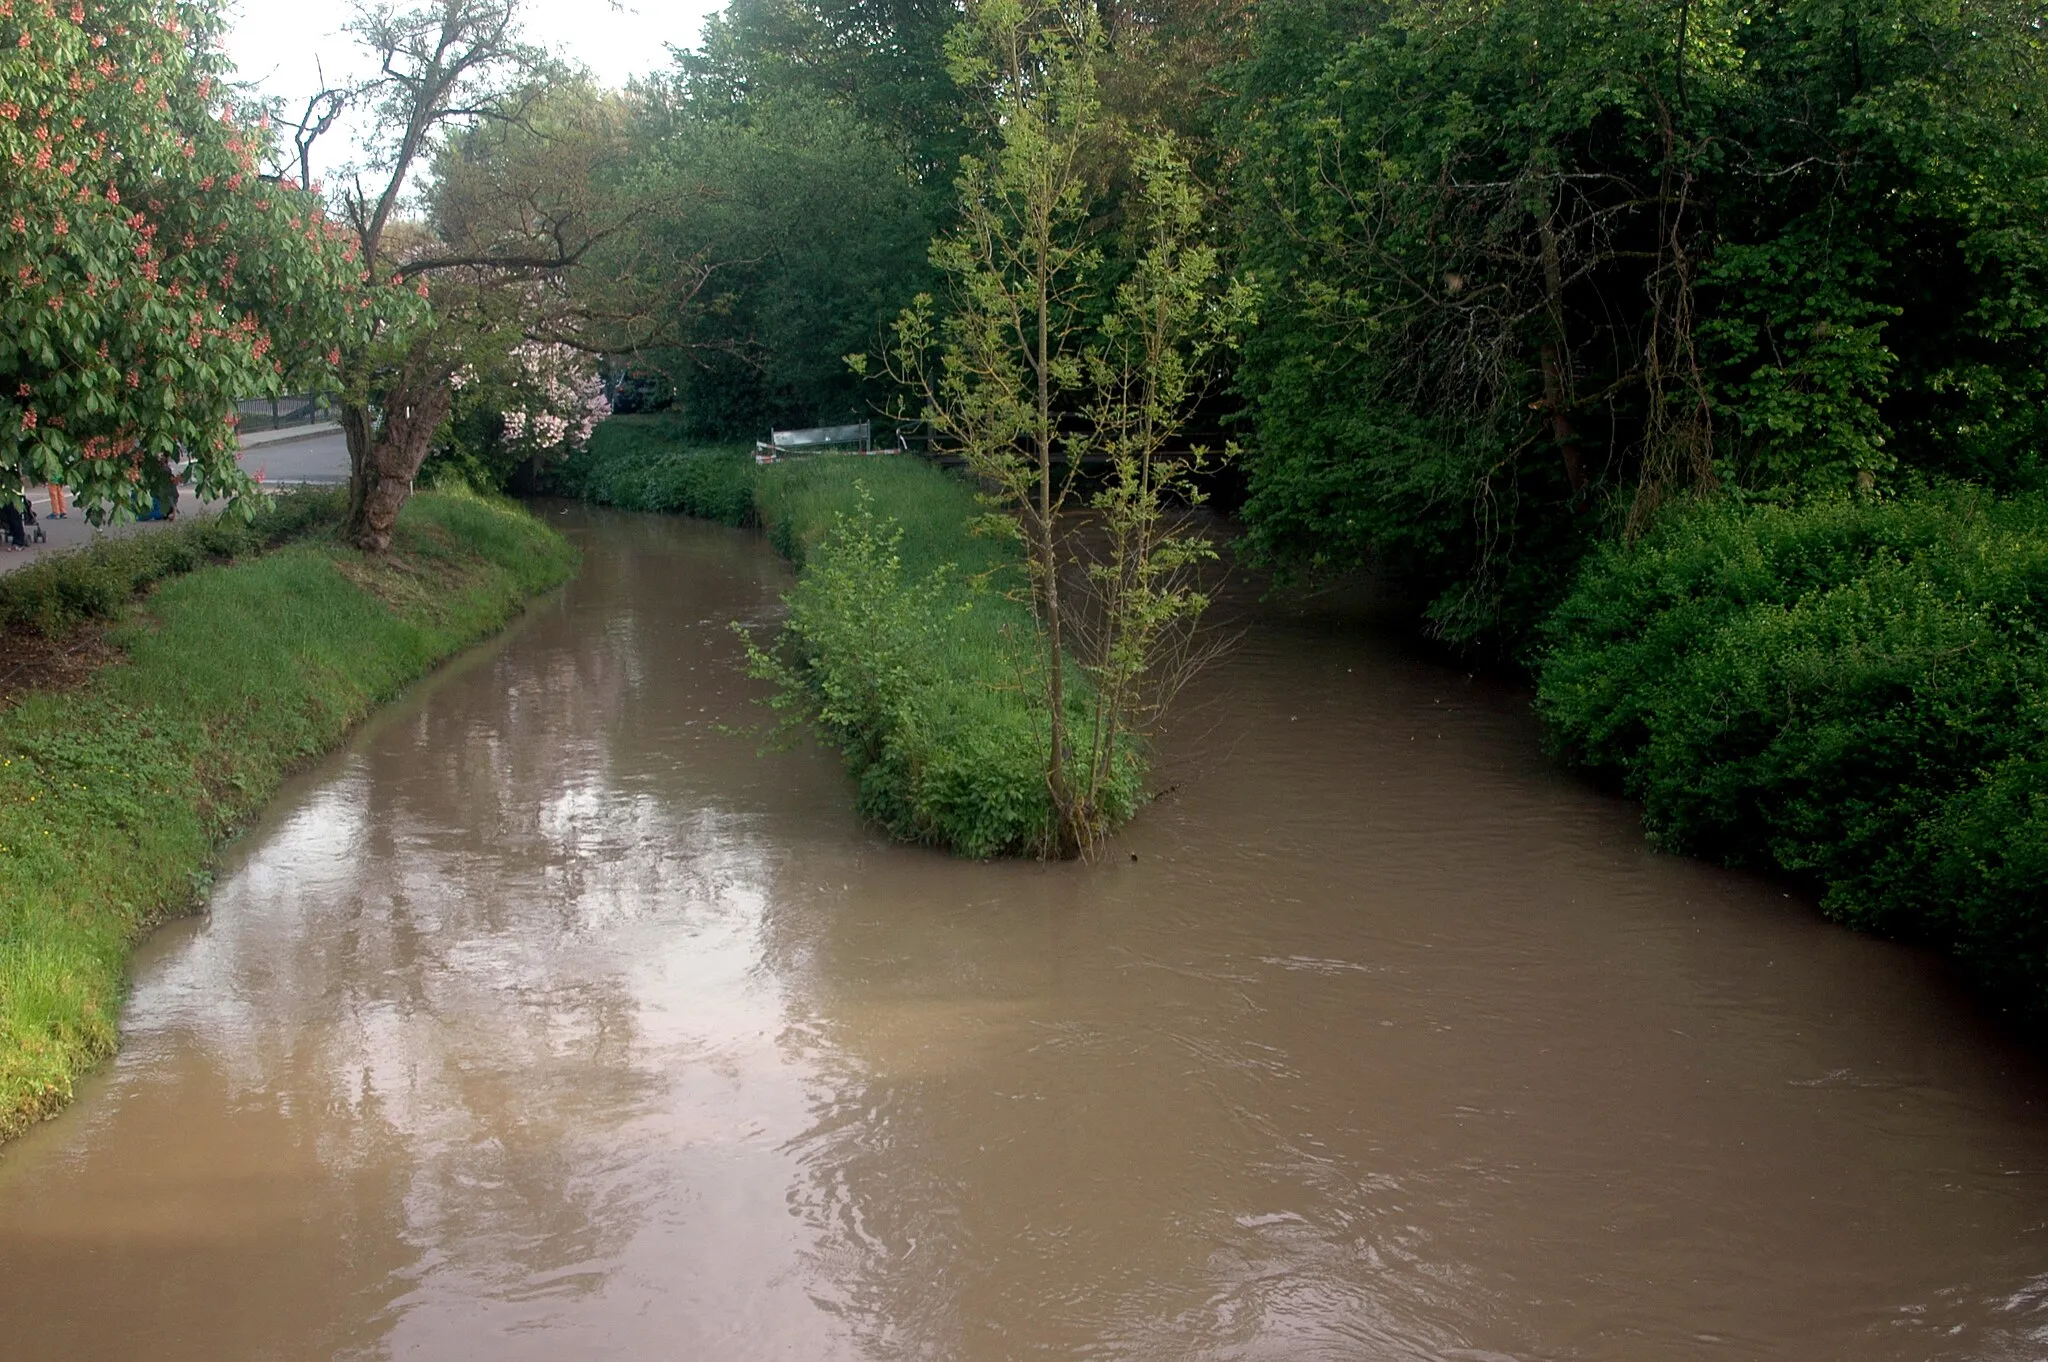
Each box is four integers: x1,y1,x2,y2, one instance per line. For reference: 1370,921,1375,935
751,458,1141,858
1538,489,2048,1019
1927,745,2048,1009
553,415,759,525
0,488,347,637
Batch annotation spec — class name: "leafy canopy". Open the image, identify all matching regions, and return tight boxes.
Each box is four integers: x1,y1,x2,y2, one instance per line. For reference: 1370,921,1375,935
1228,0,2048,649
0,0,422,517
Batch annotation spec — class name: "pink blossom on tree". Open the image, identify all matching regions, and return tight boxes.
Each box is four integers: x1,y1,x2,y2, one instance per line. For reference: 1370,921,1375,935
496,341,609,462
0,0,423,518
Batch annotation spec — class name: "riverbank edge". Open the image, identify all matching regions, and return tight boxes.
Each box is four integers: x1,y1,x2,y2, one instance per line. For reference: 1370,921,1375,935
0,492,579,1144
556,415,1143,858
1534,487,2048,1030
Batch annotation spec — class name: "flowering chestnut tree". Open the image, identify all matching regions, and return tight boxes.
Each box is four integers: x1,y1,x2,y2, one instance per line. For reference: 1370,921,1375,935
0,0,420,517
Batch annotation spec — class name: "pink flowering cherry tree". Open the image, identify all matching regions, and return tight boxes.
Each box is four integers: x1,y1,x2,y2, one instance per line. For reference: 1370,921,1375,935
436,340,609,489
497,342,608,462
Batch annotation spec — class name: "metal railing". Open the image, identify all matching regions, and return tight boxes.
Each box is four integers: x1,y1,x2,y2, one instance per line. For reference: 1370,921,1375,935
236,392,335,432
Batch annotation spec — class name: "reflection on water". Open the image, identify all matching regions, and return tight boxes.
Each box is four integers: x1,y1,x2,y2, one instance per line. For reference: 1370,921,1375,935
3,506,2048,1361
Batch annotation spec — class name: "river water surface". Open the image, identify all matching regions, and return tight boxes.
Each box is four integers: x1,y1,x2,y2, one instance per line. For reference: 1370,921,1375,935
4,507,2047,1361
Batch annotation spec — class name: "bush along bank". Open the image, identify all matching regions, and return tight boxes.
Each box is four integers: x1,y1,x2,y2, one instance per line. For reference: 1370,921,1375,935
0,492,577,1141
0,489,347,643
564,416,1143,857
552,414,759,527
1537,488,2048,1024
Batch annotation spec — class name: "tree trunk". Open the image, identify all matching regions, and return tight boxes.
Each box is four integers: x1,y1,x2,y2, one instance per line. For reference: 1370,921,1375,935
347,352,453,553
1034,233,1079,861
1539,341,1588,496
1536,208,1589,499
340,399,376,532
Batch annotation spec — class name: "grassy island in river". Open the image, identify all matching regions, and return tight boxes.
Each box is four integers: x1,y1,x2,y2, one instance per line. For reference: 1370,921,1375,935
560,415,1145,859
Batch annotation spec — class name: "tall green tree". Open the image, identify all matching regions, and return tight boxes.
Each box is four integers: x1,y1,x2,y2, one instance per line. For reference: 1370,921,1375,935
0,0,416,517
610,86,939,435
1228,0,2048,648
678,0,973,178
877,0,1248,857
319,0,559,551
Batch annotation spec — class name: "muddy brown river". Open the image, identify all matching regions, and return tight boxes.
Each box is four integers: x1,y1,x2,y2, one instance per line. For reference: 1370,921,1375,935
3,506,2047,1360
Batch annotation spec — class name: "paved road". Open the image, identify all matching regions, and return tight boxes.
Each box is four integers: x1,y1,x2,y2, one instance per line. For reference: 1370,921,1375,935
2,426,351,575
241,427,350,486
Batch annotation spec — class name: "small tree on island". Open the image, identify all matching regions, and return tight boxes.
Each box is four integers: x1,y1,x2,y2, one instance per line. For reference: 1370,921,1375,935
0,1,419,519
859,0,1253,859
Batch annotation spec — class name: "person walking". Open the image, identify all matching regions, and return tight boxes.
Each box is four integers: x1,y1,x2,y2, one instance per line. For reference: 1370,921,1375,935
142,456,180,521
45,480,67,518
1,473,27,551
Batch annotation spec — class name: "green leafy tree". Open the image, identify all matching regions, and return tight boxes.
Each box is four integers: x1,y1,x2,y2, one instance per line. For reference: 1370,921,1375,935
678,0,974,180
874,0,1249,857
416,79,648,488
314,0,559,551
588,0,1255,444
1228,0,2048,649
614,75,940,436
0,0,417,518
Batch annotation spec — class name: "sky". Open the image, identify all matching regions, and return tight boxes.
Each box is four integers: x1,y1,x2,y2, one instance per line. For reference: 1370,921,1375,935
221,0,727,176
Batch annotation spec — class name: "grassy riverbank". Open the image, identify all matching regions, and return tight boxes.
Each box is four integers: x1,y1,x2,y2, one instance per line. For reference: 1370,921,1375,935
0,491,575,1141
562,415,1140,857
1539,488,2048,1025
560,416,759,528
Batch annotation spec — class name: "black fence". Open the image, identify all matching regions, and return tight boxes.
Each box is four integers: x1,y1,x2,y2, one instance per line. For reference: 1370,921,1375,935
236,393,335,432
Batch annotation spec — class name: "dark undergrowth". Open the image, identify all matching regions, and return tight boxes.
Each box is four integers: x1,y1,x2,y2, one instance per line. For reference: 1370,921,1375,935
0,491,576,1143
553,414,758,526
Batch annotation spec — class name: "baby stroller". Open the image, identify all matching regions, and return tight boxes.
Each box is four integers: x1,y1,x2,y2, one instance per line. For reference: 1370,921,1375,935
21,501,44,544
2,491,38,548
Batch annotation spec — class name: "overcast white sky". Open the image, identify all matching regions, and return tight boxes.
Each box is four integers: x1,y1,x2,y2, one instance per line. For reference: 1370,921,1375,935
222,1,726,176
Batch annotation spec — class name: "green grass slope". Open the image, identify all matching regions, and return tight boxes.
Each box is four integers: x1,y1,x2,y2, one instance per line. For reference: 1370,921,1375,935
0,492,576,1140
